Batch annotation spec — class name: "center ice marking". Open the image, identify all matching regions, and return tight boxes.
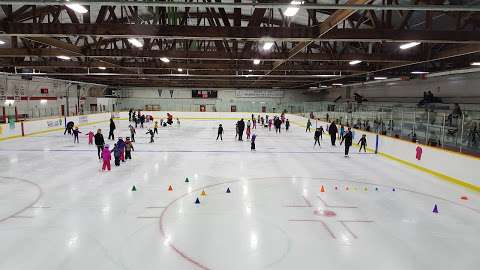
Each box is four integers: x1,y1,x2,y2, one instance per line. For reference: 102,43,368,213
286,191,373,240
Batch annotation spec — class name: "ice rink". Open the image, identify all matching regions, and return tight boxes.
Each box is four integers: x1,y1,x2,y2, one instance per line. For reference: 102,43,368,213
0,118,479,270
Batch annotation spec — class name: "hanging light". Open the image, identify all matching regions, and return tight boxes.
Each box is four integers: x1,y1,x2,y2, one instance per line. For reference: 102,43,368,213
127,38,143,48
400,42,420,50
65,2,88,14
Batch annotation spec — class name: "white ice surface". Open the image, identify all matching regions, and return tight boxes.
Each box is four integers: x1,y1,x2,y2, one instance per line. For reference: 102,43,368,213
0,119,479,270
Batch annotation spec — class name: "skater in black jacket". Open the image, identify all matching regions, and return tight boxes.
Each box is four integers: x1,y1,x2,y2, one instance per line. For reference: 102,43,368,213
340,127,353,157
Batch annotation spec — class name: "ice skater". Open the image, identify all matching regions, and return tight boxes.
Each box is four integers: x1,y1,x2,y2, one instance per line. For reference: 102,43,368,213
217,124,224,141
154,121,159,135
306,119,311,132
140,114,145,128
125,137,134,159
358,134,367,152
64,121,74,135
274,117,282,133
72,126,81,143
129,124,136,142
314,128,321,148
111,143,121,166
237,118,245,141
285,119,290,132
95,129,105,159
329,121,338,146
101,145,111,171
251,133,256,151
177,118,181,126
340,127,353,157
108,118,116,140
318,126,324,140
268,119,272,131
117,137,125,162
246,120,251,140
253,118,257,129
146,128,154,143
86,130,94,145
339,124,345,140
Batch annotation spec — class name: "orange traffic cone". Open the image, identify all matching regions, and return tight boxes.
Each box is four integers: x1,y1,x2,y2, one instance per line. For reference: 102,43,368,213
168,185,173,191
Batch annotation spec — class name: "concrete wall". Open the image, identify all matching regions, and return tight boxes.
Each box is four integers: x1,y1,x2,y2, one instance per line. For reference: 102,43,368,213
0,74,107,120
116,88,316,113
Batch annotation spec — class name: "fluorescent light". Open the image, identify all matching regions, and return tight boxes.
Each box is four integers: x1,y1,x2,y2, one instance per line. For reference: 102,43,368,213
263,42,274,51
470,62,480,66
313,74,339,77
0,40,5,45
332,83,343,86
127,38,143,48
400,42,420,50
248,69,253,72
411,71,429,74
284,1,303,17
40,99,48,104
253,59,260,65
177,68,183,72
98,67,106,70
4,100,14,105
66,3,88,14
349,60,362,65
160,57,170,63
374,76,388,80
57,55,71,60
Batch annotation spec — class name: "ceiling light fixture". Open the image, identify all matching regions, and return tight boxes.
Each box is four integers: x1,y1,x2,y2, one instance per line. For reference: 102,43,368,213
263,42,274,51
470,62,480,66
98,67,107,70
127,38,143,48
284,1,303,17
313,74,339,77
177,68,183,72
57,55,71,60
0,40,5,45
374,76,388,80
65,3,88,14
400,42,421,50
411,71,429,74
332,83,343,86
160,57,170,63
253,59,261,65
349,60,362,65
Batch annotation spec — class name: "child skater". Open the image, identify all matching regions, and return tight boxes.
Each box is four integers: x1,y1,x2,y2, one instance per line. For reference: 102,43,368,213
73,126,81,143
111,143,121,166
146,128,154,143
129,124,136,142
306,119,312,132
177,118,181,126
117,137,126,162
246,121,251,140
314,128,321,148
86,130,94,145
285,119,290,132
217,124,224,141
154,121,159,135
358,134,367,152
252,118,257,129
319,126,324,140
268,119,272,131
251,133,257,151
125,137,134,159
101,145,112,171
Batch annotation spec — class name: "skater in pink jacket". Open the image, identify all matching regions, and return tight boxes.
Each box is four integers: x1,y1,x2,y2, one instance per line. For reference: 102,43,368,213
102,145,112,171
86,131,94,145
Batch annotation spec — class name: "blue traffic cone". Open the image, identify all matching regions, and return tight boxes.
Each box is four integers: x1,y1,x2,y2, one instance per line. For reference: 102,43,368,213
432,204,439,213
226,187,231,193
392,188,396,192
195,198,200,204
375,187,379,191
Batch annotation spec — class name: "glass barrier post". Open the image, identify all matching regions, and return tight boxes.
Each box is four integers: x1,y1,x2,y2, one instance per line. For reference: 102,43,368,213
441,113,446,149
460,114,465,153
426,111,430,144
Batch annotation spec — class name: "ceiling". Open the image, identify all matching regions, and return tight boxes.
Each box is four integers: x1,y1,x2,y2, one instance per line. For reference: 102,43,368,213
0,0,479,90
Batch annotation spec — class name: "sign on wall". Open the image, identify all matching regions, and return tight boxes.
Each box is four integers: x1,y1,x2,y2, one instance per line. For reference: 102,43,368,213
235,90,284,98
47,119,63,128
